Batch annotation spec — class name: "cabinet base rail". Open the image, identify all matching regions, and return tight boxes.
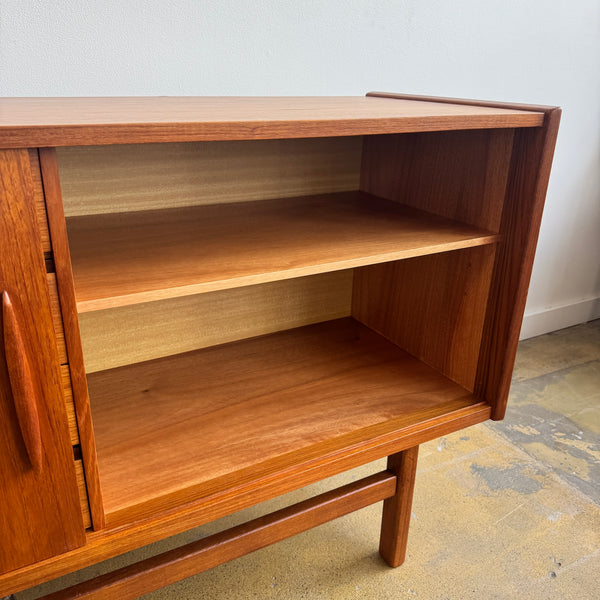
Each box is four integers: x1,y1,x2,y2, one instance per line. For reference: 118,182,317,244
40,469,404,600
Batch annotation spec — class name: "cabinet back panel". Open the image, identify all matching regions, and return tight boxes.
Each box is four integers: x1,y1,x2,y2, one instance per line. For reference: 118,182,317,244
360,129,514,232
79,271,353,373
352,245,496,391
57,138,362,217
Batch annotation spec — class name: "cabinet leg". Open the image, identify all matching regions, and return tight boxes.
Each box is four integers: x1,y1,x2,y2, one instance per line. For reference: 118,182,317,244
379,445,419,567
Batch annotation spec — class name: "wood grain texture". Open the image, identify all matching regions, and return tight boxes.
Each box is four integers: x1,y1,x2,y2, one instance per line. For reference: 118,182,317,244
379,446,419,567
57,138,362,216
61,365,79,445
0,148,85,575
47,274,68,364
1,291,43,472
75,460,92,530
0,97,543,148
86,318,480,525
39,148,106,530
352,245,496,391
0,401,490,597
39,472,396,600
0,94,559,597
475,108,562,419
67,191,499,312
360,128,514,231
79,271,353,373
28,149,51,253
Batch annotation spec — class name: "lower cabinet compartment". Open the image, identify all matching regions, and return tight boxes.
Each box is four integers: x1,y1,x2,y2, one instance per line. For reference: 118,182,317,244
87,316,482,525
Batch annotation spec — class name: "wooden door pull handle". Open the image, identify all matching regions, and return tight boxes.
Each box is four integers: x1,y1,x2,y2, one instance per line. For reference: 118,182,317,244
2,291,43,472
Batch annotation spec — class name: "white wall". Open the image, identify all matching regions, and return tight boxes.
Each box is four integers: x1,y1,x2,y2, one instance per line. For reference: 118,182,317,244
1,0,598,338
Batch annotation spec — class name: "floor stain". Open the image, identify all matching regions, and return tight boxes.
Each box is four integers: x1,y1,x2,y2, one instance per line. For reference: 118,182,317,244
469,462,544,495
496,384,600,503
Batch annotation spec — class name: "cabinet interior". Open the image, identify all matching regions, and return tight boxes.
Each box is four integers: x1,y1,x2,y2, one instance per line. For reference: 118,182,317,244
56,130,511,525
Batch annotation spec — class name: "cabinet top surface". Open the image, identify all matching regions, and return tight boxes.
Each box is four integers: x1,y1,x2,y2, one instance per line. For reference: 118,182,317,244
0,95,545,147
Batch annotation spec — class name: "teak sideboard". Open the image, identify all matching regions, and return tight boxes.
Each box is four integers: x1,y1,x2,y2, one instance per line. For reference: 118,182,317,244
0,93,560,599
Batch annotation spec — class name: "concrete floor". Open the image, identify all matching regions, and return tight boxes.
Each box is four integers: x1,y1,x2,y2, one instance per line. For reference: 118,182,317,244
17,320,600,599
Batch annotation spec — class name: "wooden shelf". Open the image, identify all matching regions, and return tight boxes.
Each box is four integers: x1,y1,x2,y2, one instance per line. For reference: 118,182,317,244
88,318,484,524
67,191,499,312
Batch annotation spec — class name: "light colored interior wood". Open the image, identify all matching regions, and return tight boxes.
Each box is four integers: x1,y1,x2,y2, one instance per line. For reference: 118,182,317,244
79,271,352,373
57,138,362,216
87,318,480,524
61,365,79,445
75,460,92,529
360,129,514,232
48,274,68,364
352,245,496,391
66,191,499,313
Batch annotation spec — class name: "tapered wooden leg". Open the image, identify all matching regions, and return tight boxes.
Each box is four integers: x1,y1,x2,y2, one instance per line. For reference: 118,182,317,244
379,445,419,567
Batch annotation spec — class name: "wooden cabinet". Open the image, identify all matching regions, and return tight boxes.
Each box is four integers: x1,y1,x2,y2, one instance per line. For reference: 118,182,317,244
0,93,560,599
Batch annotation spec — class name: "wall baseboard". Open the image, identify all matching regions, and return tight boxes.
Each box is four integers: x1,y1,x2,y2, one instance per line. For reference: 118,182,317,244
520,296,600,339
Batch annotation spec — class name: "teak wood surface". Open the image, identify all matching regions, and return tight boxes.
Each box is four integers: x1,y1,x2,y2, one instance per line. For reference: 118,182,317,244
67,191,499,312
40,472,397,600
47,274,68,364
39,147,106,529
360,128,513,232
0,149,84,574
353,245,496,391
475,108,561,419
1,402,490,597
379,447,419,567
0,96,543,147
88,318,479,524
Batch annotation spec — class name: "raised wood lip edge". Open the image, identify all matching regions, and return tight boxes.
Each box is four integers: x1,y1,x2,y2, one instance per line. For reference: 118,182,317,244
367,91,557,116
99,394,486,526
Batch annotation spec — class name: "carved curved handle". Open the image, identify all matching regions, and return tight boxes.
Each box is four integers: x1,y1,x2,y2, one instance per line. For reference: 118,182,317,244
2,291,43,473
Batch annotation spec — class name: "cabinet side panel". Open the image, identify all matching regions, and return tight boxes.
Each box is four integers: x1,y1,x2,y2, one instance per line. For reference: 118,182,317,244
0,149,85,575
476,111,561,419
79,271,353,373
352,245,496,391
360,129,513,232
57,138,362,217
